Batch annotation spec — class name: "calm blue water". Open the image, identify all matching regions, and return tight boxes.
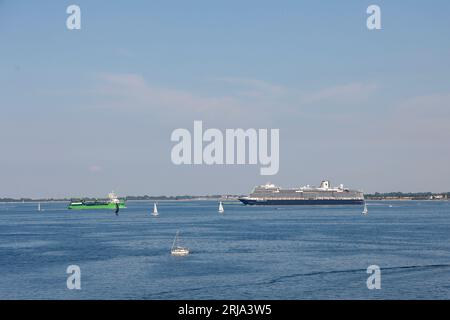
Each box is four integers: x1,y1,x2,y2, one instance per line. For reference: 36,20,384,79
1,200,450,300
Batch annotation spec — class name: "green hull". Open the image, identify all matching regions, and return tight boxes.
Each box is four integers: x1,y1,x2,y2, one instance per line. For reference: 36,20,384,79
68,201,126,210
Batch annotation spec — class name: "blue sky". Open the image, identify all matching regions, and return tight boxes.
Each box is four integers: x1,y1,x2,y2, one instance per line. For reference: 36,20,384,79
1,0,450,197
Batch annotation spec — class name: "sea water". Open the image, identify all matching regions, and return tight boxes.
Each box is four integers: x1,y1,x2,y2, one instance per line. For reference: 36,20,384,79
0,200,449,299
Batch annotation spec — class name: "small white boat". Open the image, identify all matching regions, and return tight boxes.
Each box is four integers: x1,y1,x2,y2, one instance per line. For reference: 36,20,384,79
151,202,159,217
362,202,368,215
218,201,224,213
171,231,189,256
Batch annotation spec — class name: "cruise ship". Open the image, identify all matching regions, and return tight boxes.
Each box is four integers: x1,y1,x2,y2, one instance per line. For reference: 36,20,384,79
239,180,364,205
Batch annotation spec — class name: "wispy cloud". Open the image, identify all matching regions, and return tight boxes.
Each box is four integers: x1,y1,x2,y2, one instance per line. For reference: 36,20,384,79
88,165,103,173
215,77,287,98
395,93,450,118
87,73,380,124
386,92,450,143
300,83,378,105
115,48,135,58
93,73,242,114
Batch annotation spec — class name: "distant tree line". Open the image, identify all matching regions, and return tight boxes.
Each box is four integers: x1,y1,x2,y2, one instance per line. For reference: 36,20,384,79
365,192,450,200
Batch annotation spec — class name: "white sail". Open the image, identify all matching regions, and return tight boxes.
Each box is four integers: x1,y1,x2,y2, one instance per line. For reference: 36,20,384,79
38,203,41,212
362,202,368,215
218,201,224,213
152,203,159,216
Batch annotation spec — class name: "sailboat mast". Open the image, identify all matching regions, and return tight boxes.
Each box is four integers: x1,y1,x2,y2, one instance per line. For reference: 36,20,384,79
171,231,179,249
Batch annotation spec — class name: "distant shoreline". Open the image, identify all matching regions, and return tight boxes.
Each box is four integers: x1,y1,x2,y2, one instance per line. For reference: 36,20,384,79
0,199,449,204
0,192,449,203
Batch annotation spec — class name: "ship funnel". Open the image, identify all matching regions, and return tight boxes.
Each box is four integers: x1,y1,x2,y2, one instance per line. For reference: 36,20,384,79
320,180,330,189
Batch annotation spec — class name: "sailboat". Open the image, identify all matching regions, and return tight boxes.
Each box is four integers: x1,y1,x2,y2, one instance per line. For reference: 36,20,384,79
218,201,224,213
38,203,41,212
362,202,368,215
171,231,189,256
151,203,159,217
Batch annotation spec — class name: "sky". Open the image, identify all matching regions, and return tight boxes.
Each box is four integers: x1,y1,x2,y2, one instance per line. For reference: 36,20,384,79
1,0,450,198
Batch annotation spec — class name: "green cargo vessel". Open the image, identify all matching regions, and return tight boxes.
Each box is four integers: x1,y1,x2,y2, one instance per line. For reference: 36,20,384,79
68,192,126,210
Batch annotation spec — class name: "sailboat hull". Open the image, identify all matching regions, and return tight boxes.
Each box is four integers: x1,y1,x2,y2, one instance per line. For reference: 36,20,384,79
171,248,190,256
